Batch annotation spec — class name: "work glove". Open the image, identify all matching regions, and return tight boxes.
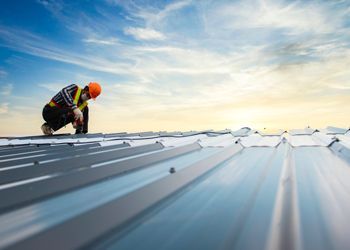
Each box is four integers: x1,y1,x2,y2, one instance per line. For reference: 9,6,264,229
73,108,83,123
72,121,78,129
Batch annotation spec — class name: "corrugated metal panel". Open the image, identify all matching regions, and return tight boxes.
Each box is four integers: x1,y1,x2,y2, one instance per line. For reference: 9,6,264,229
286,134,329,147
0,128,350,249
231,127,252,137
288,128,316,135
257,129,285,136
318,126,349,135
335,134,350,148
239,134,281,147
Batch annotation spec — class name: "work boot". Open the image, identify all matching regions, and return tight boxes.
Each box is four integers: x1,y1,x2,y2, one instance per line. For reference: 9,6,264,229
41,123,53,135
75,125,83,134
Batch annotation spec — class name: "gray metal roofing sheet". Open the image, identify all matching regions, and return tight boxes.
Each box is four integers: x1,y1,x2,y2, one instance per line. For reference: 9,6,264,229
230,127,251,137
257,129,286,136
288,128,317,135
318,126,349,135
0,128,350,249
104,132,128,138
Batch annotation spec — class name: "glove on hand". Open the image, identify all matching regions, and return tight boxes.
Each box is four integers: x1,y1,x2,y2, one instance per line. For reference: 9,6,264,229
72,121,77,129
73,108,83,123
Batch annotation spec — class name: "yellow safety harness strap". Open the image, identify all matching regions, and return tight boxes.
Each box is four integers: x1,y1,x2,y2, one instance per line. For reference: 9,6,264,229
73,87,82,105
79,101,88,111
48,100,61,108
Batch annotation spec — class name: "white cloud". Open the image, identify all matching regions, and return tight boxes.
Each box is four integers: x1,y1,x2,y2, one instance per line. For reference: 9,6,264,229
113,0,192,28
37,0,119,45
2,1,350,133
207,0,341,35
147,0,193,24
124,27,166,40
2,21,349,114
0,83,13,96
0,103,9,114
0,26,130,75
83,37,119,45
0,0,349,136
37,83,67,92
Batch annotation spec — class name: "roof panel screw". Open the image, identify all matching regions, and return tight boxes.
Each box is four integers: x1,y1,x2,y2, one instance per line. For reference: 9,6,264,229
169,167,176,174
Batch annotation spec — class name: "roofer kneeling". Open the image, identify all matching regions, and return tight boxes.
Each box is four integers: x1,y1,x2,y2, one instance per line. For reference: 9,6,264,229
41,82,101,135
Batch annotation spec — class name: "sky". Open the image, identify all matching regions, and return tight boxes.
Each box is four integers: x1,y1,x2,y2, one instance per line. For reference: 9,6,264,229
0,0,350,136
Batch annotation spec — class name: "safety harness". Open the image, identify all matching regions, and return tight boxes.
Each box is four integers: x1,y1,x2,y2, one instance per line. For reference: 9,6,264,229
49,87,88,111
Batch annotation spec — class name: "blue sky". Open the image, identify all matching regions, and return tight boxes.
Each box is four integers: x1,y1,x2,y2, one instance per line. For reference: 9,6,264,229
0,0,350,135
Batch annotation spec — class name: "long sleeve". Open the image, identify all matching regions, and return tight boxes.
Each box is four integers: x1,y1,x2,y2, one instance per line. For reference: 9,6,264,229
60,84,78,109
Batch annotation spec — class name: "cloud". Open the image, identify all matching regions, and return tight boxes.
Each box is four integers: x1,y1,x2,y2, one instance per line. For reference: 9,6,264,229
0,26,130,75
37,0,120,45
112,0,192,27
144,0,193,25
83,37,119,45
2,1,350,133
37,83,68,92
0,25,249,78
207,0,342,35
0,103,9,114
36,0,64,17
0,70,7,78
0,83,13,96
124,27,166,40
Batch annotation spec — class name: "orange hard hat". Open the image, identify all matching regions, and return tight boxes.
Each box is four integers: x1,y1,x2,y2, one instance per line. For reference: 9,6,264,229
88,82,101,99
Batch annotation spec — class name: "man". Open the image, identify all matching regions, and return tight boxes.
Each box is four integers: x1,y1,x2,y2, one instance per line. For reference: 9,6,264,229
41,82,101,135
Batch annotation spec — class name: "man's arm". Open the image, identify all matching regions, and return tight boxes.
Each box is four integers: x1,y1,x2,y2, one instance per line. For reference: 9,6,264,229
60,84,78,109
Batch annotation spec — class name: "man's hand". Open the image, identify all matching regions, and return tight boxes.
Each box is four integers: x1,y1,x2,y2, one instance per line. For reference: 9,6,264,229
73,108,83,123
72,121,78,129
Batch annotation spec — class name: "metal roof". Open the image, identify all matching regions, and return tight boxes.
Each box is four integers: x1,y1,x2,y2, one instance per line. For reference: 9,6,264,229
0,126,350,250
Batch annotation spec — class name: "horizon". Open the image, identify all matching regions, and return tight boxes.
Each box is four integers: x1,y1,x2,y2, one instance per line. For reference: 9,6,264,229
1,0,350,136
